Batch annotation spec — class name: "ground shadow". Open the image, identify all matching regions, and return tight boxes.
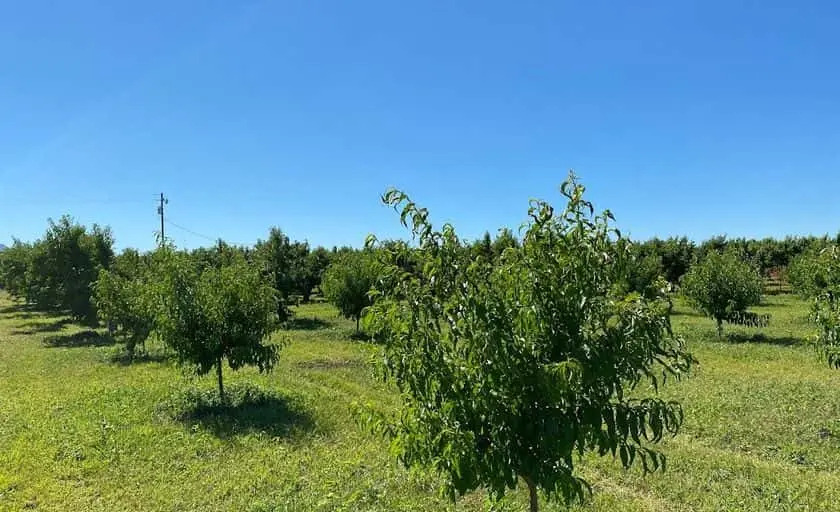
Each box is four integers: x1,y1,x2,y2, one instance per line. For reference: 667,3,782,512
12,318,74,335
725,332,801,346
42,330,116,348
168,386,315,440
669,309,703,318
0,303,66,319
284,317,331,331
109,350,172,366
296,358,363,370
0,303,34,315
349,331,372,342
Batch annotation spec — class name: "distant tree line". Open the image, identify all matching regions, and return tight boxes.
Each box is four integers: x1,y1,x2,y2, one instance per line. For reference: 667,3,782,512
4,216,840,331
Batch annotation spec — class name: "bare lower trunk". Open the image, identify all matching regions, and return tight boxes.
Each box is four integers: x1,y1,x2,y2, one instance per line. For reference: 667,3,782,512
716,318,723,338
217,357,225,403
525,477,538,512
355,317,360,333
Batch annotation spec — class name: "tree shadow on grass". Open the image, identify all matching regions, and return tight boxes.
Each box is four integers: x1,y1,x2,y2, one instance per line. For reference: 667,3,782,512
284,317,332,331
42,330,116,348
108,350,172,366
12,318,74,335
725,332,801,346
0,303,66,319
349,331,373,342
165,385,315,440
669,309,703,318
0,303,34,315
295,358,363,370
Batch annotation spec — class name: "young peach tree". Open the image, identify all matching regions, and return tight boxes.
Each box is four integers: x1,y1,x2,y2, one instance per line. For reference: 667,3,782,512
681,251,764,337
152,247,281,401
361,173,694,511
322,251,380,333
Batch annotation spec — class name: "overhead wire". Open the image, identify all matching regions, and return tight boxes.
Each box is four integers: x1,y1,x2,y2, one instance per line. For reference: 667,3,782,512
164,219,219,243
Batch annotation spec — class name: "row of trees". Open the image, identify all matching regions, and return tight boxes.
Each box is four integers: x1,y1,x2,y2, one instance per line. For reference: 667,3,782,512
633,234,840,287
465,231,835,291
3,217,835,323
0,219,376,400
0,222,347,319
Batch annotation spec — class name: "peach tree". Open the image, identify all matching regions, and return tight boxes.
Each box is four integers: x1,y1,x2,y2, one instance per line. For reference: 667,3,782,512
151,247,281,401
681,251,764,337
361,173,694,511
322,251,380,333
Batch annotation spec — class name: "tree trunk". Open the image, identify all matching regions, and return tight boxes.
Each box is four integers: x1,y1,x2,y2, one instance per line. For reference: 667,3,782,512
217,357,225,403
716,318,723,338
525,478,539,512
355,316,360,333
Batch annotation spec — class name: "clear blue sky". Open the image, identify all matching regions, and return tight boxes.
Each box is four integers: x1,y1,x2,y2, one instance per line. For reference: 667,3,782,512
2,1,839,251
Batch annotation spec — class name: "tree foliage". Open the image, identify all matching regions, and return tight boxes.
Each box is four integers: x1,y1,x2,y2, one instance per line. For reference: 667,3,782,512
788,249,833,299
322,251,379,332
622,246,666,300
151,248,281,400
293,243,331,303
807,247,840,368
681,251,764,336
25,216,114,322
0,239,35,300
93,249,155,356
361,174,694,511
254,228,298,321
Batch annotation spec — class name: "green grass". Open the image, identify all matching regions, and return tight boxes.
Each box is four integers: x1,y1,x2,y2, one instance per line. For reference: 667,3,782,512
1,293,839,511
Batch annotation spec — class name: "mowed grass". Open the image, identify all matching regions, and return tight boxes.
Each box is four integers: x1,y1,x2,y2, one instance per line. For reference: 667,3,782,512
1,293,840,511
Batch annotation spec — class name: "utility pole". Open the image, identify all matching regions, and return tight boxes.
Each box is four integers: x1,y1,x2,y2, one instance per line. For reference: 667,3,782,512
157,193,168,246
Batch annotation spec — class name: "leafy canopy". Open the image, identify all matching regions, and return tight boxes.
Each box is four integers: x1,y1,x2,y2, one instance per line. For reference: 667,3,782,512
681,250,763,336
322,251,379,332
809,247,840,368
27,216,114,323
362,173,694,510
94,267,154,356
151,247,281,400
788,249,833,299
0,240,34,300
254,228,301,321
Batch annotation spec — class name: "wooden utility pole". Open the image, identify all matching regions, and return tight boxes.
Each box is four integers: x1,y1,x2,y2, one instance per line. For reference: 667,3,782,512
157,193,168,245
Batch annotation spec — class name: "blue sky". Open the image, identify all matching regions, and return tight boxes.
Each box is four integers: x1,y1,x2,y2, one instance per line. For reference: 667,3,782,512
2,1,839,250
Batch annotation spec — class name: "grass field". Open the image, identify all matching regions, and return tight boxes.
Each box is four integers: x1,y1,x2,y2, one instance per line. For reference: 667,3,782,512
1,292,840,511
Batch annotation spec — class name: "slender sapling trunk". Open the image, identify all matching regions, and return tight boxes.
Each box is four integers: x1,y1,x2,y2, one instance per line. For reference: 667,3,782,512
217,357,225,402
525,477,539,512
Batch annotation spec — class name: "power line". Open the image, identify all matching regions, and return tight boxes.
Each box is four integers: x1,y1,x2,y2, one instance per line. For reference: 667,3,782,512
164,219,219,243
